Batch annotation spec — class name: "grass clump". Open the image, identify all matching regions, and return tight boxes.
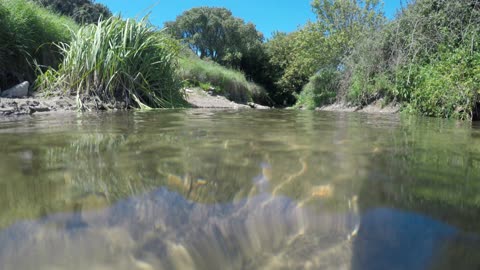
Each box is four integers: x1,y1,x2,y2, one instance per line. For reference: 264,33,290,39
37,16,185,109
0,0,77,90
179,50,269,104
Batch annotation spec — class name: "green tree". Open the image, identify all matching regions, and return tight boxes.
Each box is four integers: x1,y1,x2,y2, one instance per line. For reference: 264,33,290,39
32,0,111,24
265,25,331,105
311,0,385,63
165,7,264,68
265,0,385,106
332,0,480,119
291,0,386,108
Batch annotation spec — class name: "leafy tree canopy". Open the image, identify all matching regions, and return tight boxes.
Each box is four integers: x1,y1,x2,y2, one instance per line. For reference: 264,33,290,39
32,0,112,24
165,7,264,68
264,0,385,104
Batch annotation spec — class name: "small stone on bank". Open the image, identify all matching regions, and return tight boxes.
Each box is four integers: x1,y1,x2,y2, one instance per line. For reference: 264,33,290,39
0,82,29,98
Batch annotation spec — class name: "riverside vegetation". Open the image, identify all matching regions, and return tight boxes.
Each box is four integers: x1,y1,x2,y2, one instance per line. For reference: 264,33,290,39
1,0,480,120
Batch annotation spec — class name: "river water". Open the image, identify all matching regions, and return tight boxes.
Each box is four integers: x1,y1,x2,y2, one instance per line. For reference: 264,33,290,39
0,110,479,270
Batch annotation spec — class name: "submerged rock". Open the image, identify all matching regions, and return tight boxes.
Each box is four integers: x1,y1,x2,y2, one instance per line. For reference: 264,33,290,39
1,81,29,98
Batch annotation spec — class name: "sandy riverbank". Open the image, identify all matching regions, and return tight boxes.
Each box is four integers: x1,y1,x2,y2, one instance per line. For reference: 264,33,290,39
185,88,270,109
317,99,400,114
0,94,77,116
0,88,270,117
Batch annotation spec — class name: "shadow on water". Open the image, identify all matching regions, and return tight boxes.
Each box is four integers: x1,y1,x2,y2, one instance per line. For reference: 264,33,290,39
352,116,480,270
0,110,479,269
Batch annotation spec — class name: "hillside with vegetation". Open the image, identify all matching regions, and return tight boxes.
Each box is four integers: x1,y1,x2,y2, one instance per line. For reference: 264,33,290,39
179,49,269,105
32,0,111,24
0,0,77,90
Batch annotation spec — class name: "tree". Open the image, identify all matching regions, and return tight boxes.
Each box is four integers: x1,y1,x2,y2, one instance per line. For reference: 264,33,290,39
312,0,385,60
32,0,111,24
165,7,264,68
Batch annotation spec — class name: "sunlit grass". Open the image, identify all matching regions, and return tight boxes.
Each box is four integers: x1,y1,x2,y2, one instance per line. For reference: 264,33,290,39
0,0,77,89
36,16,186,109
179,49,268,104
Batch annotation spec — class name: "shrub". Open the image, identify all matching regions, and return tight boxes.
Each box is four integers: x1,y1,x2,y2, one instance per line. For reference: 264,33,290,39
399,48,480,120
294,69,339,109
0,0,77,89
37,16,185,109
179,50,269,104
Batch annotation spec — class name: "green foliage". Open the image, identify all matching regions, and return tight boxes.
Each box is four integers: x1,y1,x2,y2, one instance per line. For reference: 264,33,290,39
339,0,480,119
266,24,331,105
391,0,480,65
32,0,112,24
36,16,185,109
165,7,263,68
312,0,385,34
291,0,385,108
294,69,339,109
179,49,269,104
0,0,77,89
293,0,480,120
198,82,213,92
343,29,395,105
400,48,480,120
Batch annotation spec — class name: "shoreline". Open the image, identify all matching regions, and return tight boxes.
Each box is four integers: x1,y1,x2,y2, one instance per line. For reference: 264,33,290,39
316,99,400,115
185,88,270,110
0,93,400,118
0,88,271,117
0,95,77,117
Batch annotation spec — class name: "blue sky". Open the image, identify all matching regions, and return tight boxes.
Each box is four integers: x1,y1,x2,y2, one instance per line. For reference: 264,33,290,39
96,0,402,39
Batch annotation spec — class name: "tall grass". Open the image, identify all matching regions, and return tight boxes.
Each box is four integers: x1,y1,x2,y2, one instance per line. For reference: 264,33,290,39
0,0,76,90
179,49,269,104
37,16,186,109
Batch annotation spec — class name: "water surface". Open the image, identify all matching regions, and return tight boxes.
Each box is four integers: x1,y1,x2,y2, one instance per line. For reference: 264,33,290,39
0,110,479,270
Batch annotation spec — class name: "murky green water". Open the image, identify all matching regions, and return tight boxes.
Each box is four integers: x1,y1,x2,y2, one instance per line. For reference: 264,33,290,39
0,110,479,270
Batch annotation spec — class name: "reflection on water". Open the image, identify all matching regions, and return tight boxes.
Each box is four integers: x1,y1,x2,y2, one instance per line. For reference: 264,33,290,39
0,110,479,269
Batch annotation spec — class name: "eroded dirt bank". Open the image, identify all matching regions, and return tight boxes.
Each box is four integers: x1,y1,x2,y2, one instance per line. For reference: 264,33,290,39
317,99,400,114
185,88,270,109
0,88,270,117
0,95,77,116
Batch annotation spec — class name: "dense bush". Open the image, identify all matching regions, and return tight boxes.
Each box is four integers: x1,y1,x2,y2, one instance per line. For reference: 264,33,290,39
400,49,480,120
266,25,330,106
37,16,185,109
289,0,385,108
341,28,395,105
295,69,339,109
179,50,269,105
0,0,77,90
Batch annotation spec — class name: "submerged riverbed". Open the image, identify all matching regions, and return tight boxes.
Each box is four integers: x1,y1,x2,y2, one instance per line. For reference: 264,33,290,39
0,110,479,270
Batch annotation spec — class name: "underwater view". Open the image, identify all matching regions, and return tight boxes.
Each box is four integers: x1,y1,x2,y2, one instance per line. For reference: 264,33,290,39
0,110,479,269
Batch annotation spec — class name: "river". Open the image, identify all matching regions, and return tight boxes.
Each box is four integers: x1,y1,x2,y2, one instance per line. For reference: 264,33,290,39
0,110,479,270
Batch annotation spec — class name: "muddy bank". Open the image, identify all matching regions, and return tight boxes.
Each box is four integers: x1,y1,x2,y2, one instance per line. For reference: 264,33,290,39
0,94,77,116
317,99,400,114
0,88,270,117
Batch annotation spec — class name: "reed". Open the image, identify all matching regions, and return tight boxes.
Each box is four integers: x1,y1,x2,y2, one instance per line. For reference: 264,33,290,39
37,16,186,109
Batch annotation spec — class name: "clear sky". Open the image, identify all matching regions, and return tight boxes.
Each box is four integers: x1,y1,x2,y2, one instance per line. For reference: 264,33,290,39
96,0,403,39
